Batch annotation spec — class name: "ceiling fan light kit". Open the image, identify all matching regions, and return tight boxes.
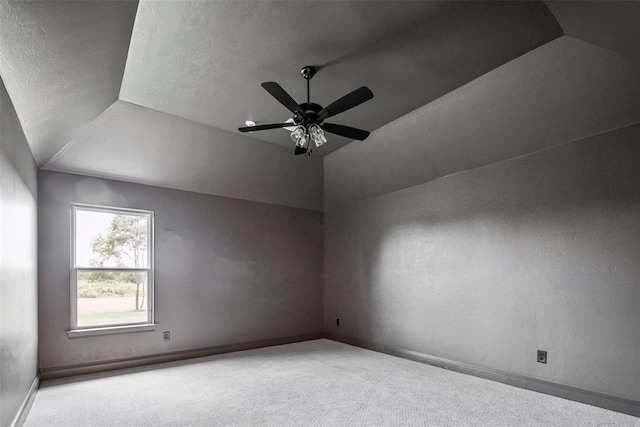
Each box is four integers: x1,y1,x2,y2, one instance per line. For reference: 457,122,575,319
290,125,309,149
309,124,327,147
238,65,373,156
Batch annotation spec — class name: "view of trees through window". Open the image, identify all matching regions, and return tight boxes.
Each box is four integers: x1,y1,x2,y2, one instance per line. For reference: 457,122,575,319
74,207,152,328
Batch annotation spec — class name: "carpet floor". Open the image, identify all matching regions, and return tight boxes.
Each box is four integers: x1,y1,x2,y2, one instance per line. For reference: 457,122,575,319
25,339,639,426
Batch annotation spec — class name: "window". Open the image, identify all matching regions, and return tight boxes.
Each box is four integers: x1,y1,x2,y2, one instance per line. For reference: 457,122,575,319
71,204,154,332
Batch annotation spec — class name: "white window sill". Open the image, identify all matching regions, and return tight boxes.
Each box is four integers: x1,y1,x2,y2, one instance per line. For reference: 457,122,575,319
68,324,157,338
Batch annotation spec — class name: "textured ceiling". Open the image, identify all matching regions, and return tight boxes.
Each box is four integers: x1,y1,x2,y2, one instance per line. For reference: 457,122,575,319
325,36,640,209
2,1,640,210
120,1,561,154
545,1,640,58
0,0,137,165
45,100,324,211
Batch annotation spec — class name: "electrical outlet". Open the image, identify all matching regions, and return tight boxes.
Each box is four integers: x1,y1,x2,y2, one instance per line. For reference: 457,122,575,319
537,350,547,364
336,318,340,327
162,331,170,341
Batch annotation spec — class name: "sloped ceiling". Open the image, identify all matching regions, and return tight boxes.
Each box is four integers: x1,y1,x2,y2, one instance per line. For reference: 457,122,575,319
1,1,640,211
325,36,640,209
0,0,137,165
46,100,324,211
119,1,560,152
545,1,640,58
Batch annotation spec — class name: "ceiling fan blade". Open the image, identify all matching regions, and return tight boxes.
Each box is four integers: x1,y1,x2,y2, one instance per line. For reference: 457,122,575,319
238,123,294,132
261,82,305,116
295,145,308,155
318,86,373,120
322,123,370,141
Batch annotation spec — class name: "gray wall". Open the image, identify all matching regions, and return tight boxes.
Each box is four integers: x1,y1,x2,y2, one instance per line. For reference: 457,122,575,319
324,123,640,401
38,171,323,370
0,77,38,426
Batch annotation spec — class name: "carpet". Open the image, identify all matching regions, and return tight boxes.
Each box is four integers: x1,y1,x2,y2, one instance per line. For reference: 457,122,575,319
24,339,640,426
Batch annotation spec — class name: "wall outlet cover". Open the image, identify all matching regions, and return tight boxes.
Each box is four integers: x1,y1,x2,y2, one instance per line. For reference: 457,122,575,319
163,331,170,341
537,350,547,364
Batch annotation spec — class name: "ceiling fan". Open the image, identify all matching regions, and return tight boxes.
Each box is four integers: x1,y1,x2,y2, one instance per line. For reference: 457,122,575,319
238,66,373,156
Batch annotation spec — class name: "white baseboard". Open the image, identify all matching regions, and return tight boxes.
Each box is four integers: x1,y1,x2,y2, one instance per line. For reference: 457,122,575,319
326,333,640,418
10,375,39,427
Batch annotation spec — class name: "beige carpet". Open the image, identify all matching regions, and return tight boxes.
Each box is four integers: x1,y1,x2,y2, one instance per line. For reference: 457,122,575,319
25,339,639,426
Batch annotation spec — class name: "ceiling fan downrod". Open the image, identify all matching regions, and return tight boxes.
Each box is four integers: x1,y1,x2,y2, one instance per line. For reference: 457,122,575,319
300,65,316,105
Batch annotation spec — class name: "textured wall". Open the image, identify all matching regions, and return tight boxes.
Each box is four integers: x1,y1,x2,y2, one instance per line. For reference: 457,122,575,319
38,171,323,370
324,124,640,401
0,78,38,426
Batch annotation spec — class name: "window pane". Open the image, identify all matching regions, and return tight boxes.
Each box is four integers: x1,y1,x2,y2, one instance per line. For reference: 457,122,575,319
77,271,148,327
75,209,149,268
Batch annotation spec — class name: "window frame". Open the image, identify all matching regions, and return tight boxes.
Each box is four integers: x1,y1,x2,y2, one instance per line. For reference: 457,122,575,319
70,203,155,333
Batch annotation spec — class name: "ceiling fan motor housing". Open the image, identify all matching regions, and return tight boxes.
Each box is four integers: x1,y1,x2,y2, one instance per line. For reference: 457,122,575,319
294,102,323,126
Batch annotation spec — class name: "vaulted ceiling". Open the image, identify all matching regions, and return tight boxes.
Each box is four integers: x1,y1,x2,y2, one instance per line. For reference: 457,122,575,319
1,1,640,211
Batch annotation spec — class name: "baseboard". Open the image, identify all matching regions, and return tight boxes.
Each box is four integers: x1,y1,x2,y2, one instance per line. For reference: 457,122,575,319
10,375,39,427
40,332,323,380
326,333,640,418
